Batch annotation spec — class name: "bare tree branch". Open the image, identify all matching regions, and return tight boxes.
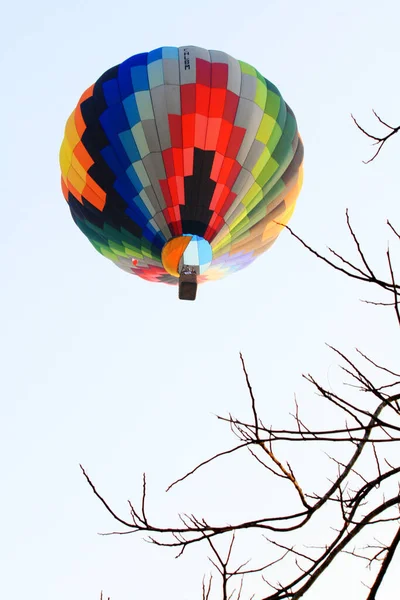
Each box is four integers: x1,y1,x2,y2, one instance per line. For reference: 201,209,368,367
352,110,400,163
366,526,400,600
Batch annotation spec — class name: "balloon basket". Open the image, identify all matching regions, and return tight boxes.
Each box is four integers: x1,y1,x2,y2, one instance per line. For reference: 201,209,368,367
179,269,197,301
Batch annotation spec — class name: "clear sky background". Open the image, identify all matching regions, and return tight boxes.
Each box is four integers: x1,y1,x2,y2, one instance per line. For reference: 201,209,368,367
1,0,399,598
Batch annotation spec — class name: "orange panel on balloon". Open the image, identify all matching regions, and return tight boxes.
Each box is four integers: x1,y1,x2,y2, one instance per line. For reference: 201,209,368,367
161,236,191,276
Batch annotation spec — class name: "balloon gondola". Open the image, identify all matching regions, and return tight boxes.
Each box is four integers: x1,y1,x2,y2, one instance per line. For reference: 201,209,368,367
60,46,303,300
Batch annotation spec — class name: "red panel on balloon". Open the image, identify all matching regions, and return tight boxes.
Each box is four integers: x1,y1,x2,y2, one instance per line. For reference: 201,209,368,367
211,63,228,89
181,84,196,114
196,58,211,86
168,114,183,148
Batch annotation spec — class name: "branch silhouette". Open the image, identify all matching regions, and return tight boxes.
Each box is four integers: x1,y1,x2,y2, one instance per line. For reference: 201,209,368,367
352,110,400,163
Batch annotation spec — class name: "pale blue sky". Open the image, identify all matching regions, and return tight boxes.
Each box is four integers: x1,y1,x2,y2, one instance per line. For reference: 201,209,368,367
1,0,399,598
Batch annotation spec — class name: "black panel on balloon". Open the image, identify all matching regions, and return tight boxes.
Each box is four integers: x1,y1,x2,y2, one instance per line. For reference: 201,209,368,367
181,148,216,236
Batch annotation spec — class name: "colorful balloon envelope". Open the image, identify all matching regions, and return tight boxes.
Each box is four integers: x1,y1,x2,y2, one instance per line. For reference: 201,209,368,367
60,46,303,300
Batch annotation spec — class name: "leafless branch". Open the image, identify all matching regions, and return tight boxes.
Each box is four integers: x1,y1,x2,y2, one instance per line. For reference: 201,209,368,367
366,526,400,599
352,110,400,163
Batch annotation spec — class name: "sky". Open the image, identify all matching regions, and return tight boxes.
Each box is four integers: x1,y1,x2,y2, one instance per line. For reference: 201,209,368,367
1,0,400,598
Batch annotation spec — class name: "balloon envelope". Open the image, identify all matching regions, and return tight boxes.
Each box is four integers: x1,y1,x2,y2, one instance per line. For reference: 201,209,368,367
60,46,303,287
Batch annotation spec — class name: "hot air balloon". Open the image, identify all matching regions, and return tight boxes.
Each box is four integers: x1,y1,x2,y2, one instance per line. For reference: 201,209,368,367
60,46,303,300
